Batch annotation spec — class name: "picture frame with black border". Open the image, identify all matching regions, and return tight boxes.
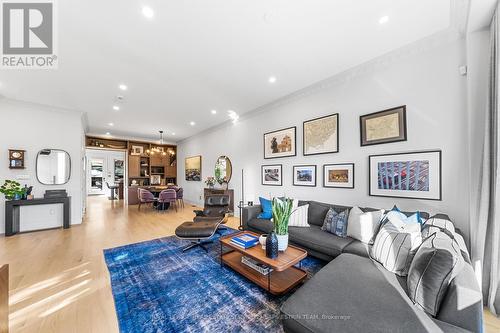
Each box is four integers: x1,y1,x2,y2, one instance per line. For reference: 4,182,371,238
360,105,407,147
292,165,317,187
303,113,339,156
261,164,283,186
323,163,355,188
368,150,442,200
263,126,297,159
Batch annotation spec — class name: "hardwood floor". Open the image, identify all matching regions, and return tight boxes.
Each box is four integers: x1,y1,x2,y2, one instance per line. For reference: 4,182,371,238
0,195,499,332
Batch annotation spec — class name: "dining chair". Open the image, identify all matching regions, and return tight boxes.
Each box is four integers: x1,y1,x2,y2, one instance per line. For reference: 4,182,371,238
138,188,157,210
158,189,177,212
176,188,184,208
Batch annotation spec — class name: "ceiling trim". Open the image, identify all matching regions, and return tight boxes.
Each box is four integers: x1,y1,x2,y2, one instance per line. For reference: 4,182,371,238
179,27,462,145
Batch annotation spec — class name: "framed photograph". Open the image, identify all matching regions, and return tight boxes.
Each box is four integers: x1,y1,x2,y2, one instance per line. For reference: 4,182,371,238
360,106,407,146
369,150,442,200
150,175,161,185
293,165,316,187
185,155,202,181
303,113,339,155
323,163,355,188
262,164,283,186
264,127,296,159
131,145,144,155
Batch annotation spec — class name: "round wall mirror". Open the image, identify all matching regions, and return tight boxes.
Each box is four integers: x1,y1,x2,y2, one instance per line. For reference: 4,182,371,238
215,156,232,183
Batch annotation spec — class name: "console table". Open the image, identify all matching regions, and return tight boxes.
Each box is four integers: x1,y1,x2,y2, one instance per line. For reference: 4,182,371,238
5,197,71,236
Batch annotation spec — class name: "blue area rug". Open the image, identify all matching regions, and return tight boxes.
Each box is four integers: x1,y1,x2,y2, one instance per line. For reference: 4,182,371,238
104,229,324,333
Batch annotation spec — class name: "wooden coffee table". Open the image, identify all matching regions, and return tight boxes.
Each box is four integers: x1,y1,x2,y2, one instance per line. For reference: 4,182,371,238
219,231,308,295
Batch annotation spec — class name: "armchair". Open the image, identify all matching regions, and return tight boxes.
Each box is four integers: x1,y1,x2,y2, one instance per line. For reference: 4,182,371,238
193,195,230,224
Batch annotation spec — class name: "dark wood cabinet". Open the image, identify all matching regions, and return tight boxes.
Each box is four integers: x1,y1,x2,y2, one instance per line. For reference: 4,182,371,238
128,155,141,178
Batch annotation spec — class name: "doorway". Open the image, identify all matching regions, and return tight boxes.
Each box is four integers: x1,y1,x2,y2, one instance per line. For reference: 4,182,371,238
86,149,126,197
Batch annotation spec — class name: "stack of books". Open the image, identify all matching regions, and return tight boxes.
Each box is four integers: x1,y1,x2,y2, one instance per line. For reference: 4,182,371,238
230,234,259,249
241,256,272,275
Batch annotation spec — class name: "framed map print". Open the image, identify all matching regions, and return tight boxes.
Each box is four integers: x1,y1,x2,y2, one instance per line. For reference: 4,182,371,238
303,114,339,155
323,163,354,188
262,164,283,186
369,150,441,200
264,127,296,159
360,106,407,146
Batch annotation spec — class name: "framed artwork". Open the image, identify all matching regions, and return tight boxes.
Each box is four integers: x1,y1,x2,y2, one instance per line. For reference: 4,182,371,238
293,165,317,187
323,163,355,188
303,113,339,155
131,145,144,155
264,127,296,159
360,106,407,146
150,175,161,185
185,155,202,181
369,150,442,200
262,164,283,186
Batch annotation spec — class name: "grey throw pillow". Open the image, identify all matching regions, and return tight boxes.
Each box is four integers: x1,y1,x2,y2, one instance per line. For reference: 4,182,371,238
407,231,465,316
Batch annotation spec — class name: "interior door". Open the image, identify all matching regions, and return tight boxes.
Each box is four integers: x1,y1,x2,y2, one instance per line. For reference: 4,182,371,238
88,158,106,195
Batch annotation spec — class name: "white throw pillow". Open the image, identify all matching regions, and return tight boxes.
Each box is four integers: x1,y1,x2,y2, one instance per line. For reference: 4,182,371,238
370,221,423,276
288,204,310,227
346,206,384,244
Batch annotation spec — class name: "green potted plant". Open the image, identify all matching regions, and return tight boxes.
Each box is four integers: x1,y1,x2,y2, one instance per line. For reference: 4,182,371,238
271,197,294,251
0,180,26,200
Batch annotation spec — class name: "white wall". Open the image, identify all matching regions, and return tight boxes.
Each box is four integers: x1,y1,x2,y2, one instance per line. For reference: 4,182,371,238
178,33,473,236
0,99,84,234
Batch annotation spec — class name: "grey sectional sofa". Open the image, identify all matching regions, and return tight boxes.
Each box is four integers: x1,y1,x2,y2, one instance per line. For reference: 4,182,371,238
242,200,483,333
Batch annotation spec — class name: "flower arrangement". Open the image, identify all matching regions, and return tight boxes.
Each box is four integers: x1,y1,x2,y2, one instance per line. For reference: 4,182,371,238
0,180,26,200
204,177,216,187
217,176,228,186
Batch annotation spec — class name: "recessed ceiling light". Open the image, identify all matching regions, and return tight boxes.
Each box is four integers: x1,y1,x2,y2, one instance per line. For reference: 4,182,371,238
142,6,154,19
211,110,217,114
190,121,196,126
228,110,239,123
379,16,389,24
108,122,114,127
113,105,120,111
171,132,176,136
119,84,127,91
105,132,111,136
268,76,277,83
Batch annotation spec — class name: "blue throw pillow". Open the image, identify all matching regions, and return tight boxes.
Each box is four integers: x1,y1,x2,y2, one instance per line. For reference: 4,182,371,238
382,206,423,229
405,211,423,225
257,197,272,219
321,208,349,238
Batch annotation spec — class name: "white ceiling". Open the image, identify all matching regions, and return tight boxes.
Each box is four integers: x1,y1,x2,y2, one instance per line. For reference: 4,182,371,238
0,0,454,142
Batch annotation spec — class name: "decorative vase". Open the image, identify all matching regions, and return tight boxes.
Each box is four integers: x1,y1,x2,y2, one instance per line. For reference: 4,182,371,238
266,232,279,259
276,234,289,251
259,234,268,250
14,193,22,200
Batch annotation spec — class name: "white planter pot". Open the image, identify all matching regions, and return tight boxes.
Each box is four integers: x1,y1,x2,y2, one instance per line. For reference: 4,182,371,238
276,234,289,251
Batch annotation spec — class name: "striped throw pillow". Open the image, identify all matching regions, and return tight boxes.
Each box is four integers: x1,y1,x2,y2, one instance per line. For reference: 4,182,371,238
288,204,310,227
370,221,422,276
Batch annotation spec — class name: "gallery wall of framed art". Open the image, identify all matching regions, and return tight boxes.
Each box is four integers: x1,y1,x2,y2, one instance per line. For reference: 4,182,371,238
177,42,469,231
